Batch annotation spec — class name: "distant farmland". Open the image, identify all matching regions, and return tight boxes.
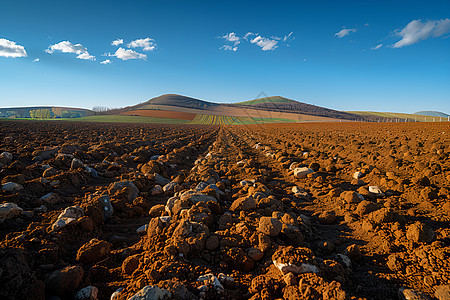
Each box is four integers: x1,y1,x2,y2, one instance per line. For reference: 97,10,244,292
121,109,196,120
62,115,190,124
188,114,297,125
347,111,448,122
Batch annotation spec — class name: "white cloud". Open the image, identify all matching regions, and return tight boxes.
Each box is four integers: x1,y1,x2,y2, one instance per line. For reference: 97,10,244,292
221,32,240,44
221,45,238,51
335,28,357,38
244,32,254,40
250,35,278,51
393,19,450,48
371,44,383,50
45,41,95,61
127,38,156,51
110,47,147,60
0,38,27,58
221,32,293,51
283,32,294,42
100,59,111,64
220,32,241,51
33,58,39,62
46,41,87,54
77,52,95,61
111,38,123,46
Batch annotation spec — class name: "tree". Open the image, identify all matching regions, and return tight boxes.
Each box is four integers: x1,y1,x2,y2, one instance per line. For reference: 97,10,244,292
61,110,72,118
42,109,51,119
93,106,110,112
6,111,18,118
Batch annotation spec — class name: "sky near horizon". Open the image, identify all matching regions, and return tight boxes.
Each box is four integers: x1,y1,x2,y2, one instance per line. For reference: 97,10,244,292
1,0,449,113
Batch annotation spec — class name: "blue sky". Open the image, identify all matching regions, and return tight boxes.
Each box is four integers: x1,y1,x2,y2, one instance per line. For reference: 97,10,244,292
1,0,449,113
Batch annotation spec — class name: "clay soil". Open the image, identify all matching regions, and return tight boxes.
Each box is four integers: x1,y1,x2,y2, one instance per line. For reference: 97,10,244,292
0,120,449,300
121,110,196,120
133,104,339,122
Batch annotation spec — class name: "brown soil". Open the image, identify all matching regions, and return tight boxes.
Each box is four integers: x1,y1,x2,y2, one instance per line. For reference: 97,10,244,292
108,94,360,121
121,110,196,120
0,120,449,300
132,104,340,122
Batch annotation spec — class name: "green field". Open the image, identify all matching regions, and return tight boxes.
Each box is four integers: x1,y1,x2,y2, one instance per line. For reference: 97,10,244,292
0,115,190,124
64,115,190,124
251,117,298,123
235,96,295,106
0,114,300,125
0,114,298,125
5,112,447,124
346,111,445,122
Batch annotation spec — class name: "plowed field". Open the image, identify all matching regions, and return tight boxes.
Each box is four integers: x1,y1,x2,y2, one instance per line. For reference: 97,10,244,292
121,110,196,120
1,120,449,300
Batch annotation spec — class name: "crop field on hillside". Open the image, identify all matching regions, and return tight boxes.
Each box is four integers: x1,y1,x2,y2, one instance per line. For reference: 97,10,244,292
188,114,296,125
235,96,295,106
188,114,256,125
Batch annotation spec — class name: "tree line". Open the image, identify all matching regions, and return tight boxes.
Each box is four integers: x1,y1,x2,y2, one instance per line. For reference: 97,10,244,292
29,109,83,119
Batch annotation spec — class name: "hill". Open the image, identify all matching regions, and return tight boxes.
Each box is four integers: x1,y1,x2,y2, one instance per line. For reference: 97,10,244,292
414,111,450,118
236,96,359,120
235,96,297,106
1,94,367,124
107,94,358,122
131,94,218,110
0,106,94,119
347,111,440,122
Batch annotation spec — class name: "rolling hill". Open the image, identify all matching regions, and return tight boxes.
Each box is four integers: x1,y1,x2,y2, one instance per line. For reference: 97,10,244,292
235,96,359,120
5,94,444,125
110,94,361,122
347,111,448,122
0,106,94,119
414,111,450,118
235,96,297,106
132,94,219,110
